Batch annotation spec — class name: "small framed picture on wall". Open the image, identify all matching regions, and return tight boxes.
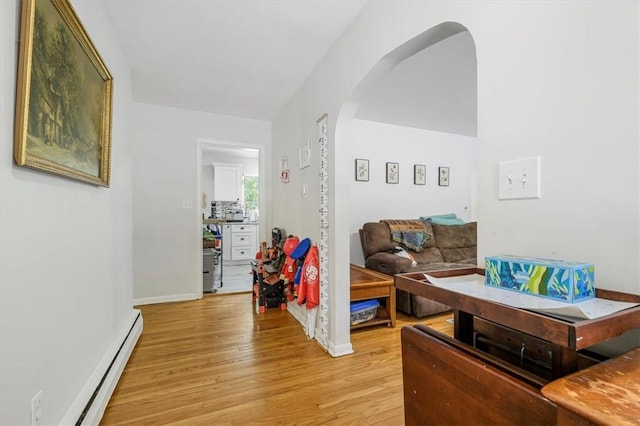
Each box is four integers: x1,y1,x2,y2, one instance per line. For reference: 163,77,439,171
438,166,450,186
414,164,426,185
355,158,369,181
299,141,311,169
386,162,399,184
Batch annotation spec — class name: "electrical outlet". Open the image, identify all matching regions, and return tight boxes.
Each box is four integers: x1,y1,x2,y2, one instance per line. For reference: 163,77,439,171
182,199,193,209
30,390,42,426
498,156,541,200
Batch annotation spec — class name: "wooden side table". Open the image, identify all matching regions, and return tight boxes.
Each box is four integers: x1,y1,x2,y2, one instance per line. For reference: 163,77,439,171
350,264,395,330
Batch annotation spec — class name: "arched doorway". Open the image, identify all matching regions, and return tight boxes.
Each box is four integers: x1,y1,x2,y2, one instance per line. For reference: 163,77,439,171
332,22,478,352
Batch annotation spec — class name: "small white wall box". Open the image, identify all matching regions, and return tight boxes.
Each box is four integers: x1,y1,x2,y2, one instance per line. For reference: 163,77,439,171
485,256,595,303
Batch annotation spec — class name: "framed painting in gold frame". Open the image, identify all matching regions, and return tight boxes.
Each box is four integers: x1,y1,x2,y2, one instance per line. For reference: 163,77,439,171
14,0,113,187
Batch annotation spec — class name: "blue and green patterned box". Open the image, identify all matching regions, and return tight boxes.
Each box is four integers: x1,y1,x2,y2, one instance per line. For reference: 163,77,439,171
485,256,595,303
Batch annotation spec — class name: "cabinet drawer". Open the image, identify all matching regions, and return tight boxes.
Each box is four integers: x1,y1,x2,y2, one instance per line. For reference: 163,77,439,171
231,246,254,260
231,225,256,234
232,232,255,246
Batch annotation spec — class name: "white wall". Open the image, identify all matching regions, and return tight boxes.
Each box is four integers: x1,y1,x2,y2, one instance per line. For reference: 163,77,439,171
0,1,136,424
349,119,477,265
202,163,215,213
272,1,640,356
132,103,270,304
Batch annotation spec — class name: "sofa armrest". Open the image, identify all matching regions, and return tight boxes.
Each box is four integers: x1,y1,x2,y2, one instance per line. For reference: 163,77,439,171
365,252,412,275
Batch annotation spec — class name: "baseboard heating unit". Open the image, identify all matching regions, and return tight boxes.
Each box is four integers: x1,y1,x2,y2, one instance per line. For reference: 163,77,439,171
60,309,143,425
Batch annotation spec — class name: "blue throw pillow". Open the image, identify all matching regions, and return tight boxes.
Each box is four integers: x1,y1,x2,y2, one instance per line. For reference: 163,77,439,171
419,214,465,226
429,217,465,225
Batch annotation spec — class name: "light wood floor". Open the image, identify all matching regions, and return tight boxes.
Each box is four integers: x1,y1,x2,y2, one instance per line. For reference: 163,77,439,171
101,293,453,425
216,263,253,294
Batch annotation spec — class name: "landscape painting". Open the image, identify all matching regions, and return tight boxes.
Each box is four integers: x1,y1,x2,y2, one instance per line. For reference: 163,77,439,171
14,0,113,186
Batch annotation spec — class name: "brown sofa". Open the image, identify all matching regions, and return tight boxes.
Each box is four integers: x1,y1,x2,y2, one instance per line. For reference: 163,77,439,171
359,219,477,317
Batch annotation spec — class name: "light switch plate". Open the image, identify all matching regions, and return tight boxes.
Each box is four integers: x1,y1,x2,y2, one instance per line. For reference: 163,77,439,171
498,156,541,200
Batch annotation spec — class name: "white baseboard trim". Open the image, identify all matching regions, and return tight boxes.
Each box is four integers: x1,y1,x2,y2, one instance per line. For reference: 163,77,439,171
286,301,306,325
329,341,354,357
60,309,143,425
314,325,328,351
133,292,199,306
288,304,351,356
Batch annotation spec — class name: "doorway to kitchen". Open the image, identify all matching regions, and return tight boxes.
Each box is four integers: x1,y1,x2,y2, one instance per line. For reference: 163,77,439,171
197,140,264,295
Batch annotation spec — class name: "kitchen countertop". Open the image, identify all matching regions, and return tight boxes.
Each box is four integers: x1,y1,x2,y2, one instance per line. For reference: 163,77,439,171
203,219,226,224
203,219,259,225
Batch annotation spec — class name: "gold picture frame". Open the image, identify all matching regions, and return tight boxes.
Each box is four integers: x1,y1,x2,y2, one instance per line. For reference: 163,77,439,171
14,0,113,186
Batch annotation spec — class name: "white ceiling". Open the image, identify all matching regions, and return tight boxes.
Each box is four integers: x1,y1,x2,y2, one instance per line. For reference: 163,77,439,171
103,1,476,136
103,0,367,121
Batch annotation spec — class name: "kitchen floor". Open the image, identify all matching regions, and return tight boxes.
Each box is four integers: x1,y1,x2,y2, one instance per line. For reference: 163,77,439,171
213,262,253,294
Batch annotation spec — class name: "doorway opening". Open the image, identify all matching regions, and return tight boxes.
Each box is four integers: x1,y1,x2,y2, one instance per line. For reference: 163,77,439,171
331,22,478,353
197,140,264,296
348,28,478,265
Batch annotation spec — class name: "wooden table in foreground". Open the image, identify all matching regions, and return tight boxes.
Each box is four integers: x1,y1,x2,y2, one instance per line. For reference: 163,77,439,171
541,347,640,426
395,268,640,378
350,264,395,330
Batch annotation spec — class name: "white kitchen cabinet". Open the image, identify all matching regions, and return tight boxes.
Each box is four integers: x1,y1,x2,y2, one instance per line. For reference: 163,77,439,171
213,164,242,202
222,223,258,261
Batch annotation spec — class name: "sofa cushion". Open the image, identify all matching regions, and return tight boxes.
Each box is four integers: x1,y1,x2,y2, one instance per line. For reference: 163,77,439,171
360,222,397,258
432,222,477,263
410,246,444,265
365,252,413,276
432,222,477,248
440,248,477,264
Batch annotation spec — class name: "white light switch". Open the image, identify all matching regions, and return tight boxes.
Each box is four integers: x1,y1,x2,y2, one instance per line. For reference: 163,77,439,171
498,156,541,200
